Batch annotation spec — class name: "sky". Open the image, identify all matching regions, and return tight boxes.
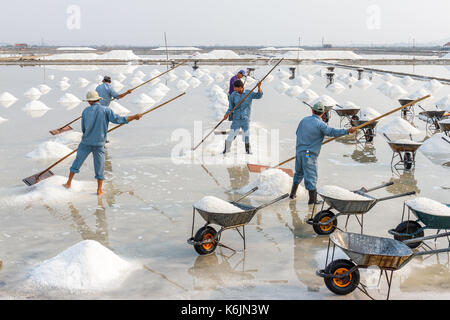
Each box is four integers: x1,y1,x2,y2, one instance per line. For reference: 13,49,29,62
0,0,449,47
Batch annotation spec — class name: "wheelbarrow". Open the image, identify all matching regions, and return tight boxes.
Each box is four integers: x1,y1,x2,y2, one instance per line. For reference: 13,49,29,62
439,120,450,136
383,133,422,171
351,119,378,143
316,230,450,299
389,199,450,249
398,99,416,122
334,104,360,129
306,182,416,235
187,187,289,255
418,108,446,134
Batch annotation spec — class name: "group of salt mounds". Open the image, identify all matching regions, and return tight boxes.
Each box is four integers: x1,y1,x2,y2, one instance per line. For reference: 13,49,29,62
238,168,304,197
0,92,18,108
194,196,243,213
26,240,138,291
193,50,241,59
377,117,422,138
283,50,361,59
318,185,370,201
26,141,73,160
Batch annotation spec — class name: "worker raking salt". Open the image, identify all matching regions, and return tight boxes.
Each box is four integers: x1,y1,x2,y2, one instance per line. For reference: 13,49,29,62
222,80,263,154
289,102,357,204
96,76,132,106
62,91,142,196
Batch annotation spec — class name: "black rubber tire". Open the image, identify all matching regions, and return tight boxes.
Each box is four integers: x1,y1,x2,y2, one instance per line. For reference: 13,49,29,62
393,220,424,249
365,128,374,142
350,115,359,127
404,152,413,170
324,259,360,295
312,210,337,235
193,226,218,255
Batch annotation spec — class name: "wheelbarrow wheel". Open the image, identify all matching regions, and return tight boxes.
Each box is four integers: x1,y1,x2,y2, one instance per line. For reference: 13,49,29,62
193,226,218,255
393,220,424,249
324,259,360,296
312,210,337,235
364,129,374,142
404,152,413,170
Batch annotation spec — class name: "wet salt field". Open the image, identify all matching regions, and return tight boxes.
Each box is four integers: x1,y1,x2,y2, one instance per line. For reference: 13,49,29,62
0,62,449,299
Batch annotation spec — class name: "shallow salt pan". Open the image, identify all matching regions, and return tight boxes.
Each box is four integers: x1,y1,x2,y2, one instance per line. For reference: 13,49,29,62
27,240,138,291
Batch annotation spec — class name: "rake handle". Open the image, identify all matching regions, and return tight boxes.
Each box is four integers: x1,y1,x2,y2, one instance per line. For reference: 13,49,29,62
274,95,431,168
192,58,284,151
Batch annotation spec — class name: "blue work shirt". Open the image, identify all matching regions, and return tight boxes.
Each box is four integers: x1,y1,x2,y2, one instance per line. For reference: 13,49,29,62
226,89,263,121
81,102,128,146
96,83,119,106
296,115,348,155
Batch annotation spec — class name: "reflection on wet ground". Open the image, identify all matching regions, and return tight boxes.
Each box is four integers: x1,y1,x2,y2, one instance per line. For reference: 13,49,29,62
384,171,420,195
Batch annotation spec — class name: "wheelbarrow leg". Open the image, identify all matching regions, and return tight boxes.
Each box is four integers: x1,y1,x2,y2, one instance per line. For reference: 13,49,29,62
191,208,196,238
385,270,394,300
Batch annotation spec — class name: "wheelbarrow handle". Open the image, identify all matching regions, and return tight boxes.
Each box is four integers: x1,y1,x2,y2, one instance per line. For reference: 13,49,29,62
376,191,416,202
352,182,394,194
413,247,450,257
256,193,289,210
404,230,450,245
234,187,259,203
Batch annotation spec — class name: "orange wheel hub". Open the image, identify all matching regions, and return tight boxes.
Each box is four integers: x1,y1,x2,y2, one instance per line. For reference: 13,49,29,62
202,233,214,250
320,216,333,232
332,267,351,287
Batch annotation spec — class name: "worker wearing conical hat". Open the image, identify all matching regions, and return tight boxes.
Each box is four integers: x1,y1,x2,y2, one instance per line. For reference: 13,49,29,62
63,91,142,196
289,102,357,204
96,76,132,107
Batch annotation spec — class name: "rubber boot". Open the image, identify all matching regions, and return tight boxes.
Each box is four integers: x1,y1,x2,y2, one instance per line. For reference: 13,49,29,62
222,140,232,154
308,189,322,205
245,142,252,154
289,183,299,199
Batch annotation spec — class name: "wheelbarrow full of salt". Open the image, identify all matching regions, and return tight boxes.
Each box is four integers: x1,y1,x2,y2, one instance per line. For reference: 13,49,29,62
187,187,289,255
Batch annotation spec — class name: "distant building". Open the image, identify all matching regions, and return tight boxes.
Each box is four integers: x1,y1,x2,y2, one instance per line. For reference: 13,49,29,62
444,42,450,50
323,43,332,48
14,43,28,50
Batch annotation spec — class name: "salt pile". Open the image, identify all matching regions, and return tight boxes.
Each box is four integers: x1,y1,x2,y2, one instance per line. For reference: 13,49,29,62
76,77,90,87
133,93,156,106
277,69,291,80
99,50,140,60
176,79,190,91
23,100,51,111
238,168,300,197
134,70,146,79
95,75,104,83
166,71,178,82
130,77,144,87
297,89,319,104
181,70,192,80
387,85,408,99
358,106,381,121
406,197,450,217
425,79,443,92
26,141,73,159
24,87,42,100
57,81,71,91
213,72,224,83
313,95,337,108
410,88,430,100
115,73,127,82
0,92,18,108
148,88,166,101
27,240,138,290
193,50,240,59
354,79,372,90
377,81,393,94
274,81,290,94
194,196,243,213
61,77,70,82
201,74,214,85
317,185,369,201
389,139,421,145
383,74,396,82
401,76,416,87
419,133,450,154
327,82,346,94
111,80,124,91
54,131,82,145
109,101,130,116
48,74,55,80
338,101,359,110
38,84,52,94
285,85,304,98
58,93,81,108
188,77,202,88
0,116,7,124
295,76,311,88
377,117,421,136
155,83,170,94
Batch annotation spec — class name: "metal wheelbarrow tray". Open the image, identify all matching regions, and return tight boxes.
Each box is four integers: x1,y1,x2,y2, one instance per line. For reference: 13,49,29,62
389,201,450,249
316,230,450,299
306,182,416,235
187,187,289,255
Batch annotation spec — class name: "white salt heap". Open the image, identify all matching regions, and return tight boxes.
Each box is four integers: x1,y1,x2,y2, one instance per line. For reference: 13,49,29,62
201,74,214,85
425,79,443,92
377,117,422,136
57,81,70,91
358,106,381,121
23,100,51,111
0,116,7,124
53,131,82,145
354,79,372,90
99,50,140,60
295,76,311,88
406,197,450,217
312,95,337,108
419,133,450,154
277,69,291,80
410,88,430,100
58,93,81,108
188,77,202,88
176,79,190,91
129,77,144,87
111,80,124,91
181,70,192,80
401,76,415,87
318,185,370,201
194,196,243,213
133,93,156,106
134,70,146,79
285,85,304,98
38,84,52,95
387,85,408,99
0,92,18,108
26,141,73,159
274,81,290,94
436,95,450,109
109,101,130,116
27,240,138,291
297,89,319,104
148,88,166,100
238,168,300,197
24,87,42,100
76,77,90,88
327,82,346,94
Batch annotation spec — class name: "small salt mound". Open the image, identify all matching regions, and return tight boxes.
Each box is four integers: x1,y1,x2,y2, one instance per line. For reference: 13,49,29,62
0,116,7,124
100,50,140,60
57,81,71,91
213,72,224,82
95,75,104,83
115,73,127,82
76,77,90,88
149,69,162,80
327,82,346,94
295,76,311,88
265,74,274,83
24,87,42,100
61,77,70,82
305,74,315,82
23,100,51,111
48,74,55,80
343,75,357,85
277,69,291,80
377,81,393,93
410,88,431,100
436,95,450,108
389,139,421,145
377,117,421,136
297,89,319,104
109,101,130,116
285,85,304,98
58,93,81,108
358,106,381,121
193,50,240,59
176,79,190,91
354,79,372,90
27,240,138,291
386,85,408,99
313,95,337,108
406,197,450,217
154,83,170,94
425,79,443,92
383,74,396,82
134,70,146,79
133,93,156,106
419,133,450,154
238,168,299,197
38,84,52,94
194,196,243,213
201,74,214,85
338,101,359,110
275,81,290,94
0,92,18,108
245,76,256,86
194,69,205,78
166,71,178,82
401,76,416,87
54,131,82,145
188,77,202,88
181,70,192,80
318,185,369,201
148,88,166,101
111,80,124,91
129,77,144,87
26,141,73,159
